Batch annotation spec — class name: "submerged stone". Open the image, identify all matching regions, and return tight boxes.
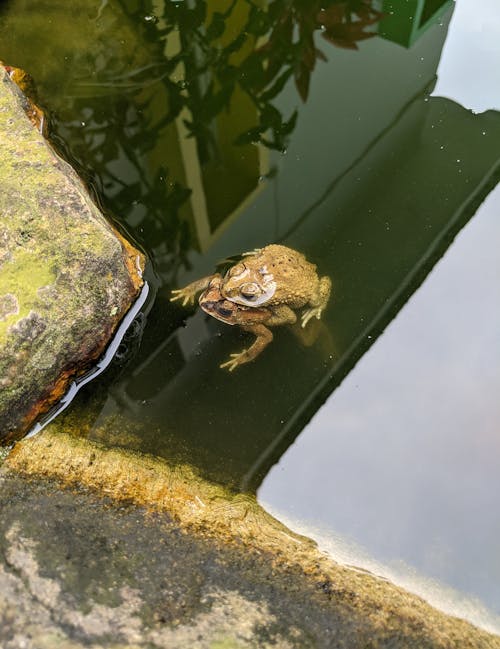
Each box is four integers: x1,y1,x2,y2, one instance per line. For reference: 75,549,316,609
0,66,144,442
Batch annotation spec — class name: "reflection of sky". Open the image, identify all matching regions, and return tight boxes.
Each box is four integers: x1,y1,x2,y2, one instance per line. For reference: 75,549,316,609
434,0,500,111
259,173,500,631
259,1,500,626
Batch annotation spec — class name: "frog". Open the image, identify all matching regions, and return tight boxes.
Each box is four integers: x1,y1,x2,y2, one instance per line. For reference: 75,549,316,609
170,244,332,370
220,244,331,328
196,275,275,371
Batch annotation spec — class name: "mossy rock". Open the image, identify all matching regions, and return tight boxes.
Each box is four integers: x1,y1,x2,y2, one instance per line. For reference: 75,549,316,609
0,66,144,442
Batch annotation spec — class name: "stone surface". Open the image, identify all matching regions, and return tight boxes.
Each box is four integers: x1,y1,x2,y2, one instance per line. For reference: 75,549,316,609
0,66,144,442
2,430,499,648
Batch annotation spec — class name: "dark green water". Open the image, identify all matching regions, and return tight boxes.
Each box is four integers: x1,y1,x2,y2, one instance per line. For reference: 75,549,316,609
2,0,500,625
1,0,496,486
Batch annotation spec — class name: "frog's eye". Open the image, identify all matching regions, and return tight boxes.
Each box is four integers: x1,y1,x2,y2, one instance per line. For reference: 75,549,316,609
216,301,235,318
240,282,260,300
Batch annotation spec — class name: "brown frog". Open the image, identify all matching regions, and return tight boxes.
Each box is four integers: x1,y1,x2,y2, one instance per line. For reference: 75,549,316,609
196,275,274,371
221,244,331,327
170,244,332,370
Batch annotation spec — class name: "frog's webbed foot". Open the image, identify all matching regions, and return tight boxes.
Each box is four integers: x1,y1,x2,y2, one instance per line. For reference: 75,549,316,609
220,350,251,372
301,306,324,328
170,287,198,307
170,275,219,307
220,324,273,371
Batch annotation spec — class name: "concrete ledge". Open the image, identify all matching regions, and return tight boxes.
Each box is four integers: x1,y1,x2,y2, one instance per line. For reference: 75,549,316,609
4,430,499,648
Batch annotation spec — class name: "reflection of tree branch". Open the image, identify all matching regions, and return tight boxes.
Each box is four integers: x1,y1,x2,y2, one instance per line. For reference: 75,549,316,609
151,0,382,152
45,0,382,281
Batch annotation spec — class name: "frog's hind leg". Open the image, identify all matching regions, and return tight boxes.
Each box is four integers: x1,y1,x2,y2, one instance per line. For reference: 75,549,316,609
268,304,297,326
301,276,332,328
220,324,273,371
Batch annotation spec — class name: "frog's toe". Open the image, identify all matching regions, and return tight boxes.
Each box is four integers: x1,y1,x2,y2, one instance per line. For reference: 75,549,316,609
220,350,248,371
301,306,322,328
170,288,195,307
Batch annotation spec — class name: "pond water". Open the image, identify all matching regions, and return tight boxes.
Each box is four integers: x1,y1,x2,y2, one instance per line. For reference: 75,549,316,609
1,0,499,631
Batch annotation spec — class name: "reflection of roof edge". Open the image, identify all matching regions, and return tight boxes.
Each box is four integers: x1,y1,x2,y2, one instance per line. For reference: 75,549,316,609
248,158,500,492
431,93,500,118
379,0,454,49
278,76,437,243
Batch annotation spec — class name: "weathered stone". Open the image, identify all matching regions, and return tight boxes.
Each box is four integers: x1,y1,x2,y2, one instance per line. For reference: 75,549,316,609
3,430,499,648
0,67,144,442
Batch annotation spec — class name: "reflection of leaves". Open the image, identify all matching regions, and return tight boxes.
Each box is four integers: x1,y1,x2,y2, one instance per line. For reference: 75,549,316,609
92,1,381,161
318,3,382,50
259,67,294,103
233,108,298,152
46,0,381,280
206,12,227,40
251,1,383,103
152,0,382,153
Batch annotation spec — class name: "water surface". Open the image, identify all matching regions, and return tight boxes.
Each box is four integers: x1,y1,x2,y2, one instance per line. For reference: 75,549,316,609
1,0,499,629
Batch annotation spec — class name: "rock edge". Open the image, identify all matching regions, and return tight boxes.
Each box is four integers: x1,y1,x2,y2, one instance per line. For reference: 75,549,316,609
0,66,145,442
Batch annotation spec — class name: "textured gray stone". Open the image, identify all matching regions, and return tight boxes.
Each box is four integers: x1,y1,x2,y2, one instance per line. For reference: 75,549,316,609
1,468,498,649
3,433,500,649
0,66,144,442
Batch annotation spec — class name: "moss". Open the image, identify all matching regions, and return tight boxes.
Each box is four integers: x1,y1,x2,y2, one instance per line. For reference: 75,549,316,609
0,66,144,441
0,251,55,342
209,639,247,649
0,446,10,466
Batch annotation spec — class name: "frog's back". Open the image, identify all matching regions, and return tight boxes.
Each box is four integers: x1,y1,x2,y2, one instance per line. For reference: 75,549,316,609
250,245,319,308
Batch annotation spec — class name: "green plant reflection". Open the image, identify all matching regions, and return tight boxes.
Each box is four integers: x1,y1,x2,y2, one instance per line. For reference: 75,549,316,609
4,0,498,497
149,0,382,152
0,0,383,281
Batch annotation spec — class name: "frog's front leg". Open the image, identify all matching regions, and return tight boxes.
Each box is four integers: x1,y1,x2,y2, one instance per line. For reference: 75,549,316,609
170,274,220,307
220,324,273,372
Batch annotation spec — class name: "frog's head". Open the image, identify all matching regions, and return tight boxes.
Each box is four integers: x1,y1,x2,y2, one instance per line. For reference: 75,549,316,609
199,277,240,324
199,276,270,327
222,263,276,307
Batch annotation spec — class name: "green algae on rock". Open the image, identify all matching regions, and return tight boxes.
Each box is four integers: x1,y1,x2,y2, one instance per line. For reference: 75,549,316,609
0,66,144,442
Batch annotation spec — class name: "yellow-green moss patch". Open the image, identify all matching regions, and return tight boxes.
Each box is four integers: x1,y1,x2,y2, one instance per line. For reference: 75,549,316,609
0,251,56,342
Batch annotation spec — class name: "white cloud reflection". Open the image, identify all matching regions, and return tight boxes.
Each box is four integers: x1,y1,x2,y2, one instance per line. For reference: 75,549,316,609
434,0,500,111
259,159,500,628
259,0,500,630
